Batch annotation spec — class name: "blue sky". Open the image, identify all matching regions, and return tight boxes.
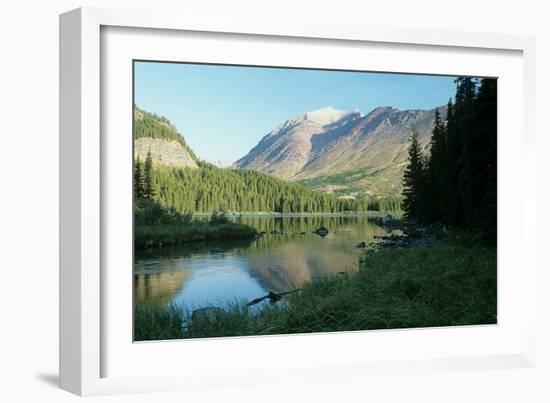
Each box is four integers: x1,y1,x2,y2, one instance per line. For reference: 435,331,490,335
134,61,458,162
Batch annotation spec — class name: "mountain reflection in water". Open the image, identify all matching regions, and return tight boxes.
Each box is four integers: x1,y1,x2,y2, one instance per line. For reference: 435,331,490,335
134,215,396,309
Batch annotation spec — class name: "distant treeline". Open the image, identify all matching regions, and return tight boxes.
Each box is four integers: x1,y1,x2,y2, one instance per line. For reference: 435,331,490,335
137,161,402,214
402,77,497,242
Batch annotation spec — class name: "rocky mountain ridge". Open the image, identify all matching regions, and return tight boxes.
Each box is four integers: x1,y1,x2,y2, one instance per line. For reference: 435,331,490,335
133,107,198,168
235,105,445,197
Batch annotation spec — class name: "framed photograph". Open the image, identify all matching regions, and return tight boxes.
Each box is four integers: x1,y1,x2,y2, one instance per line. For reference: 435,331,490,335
60,7,537,396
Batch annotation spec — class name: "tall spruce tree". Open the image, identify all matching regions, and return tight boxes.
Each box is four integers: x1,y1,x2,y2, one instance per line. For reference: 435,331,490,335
472,78,497,242
144,150,155,200
426,108,447,223
134,157,145,199
442,96,462,226
402,125,425,220
455,77,478,227
398,76,496,244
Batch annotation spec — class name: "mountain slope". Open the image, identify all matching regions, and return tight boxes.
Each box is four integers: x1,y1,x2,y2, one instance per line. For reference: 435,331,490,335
235,105,444,197
234,107,363,180
133,107,391,213
134,106,198,168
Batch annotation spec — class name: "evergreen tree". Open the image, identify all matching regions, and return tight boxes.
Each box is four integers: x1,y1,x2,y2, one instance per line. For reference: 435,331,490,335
472,78,497,241
134,157,145,199
401,76,497,244
442,97,462,226
455,77,477,227
402,125,425,220
425,108,447,223
144,150,155,200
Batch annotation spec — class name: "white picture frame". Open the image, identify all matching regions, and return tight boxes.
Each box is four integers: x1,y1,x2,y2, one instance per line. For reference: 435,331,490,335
59,6,537,396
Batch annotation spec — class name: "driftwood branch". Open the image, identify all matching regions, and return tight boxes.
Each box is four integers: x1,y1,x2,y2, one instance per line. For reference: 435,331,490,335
246,289,301,306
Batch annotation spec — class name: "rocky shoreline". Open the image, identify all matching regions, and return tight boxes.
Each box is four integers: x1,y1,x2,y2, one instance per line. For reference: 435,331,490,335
358,215,439,260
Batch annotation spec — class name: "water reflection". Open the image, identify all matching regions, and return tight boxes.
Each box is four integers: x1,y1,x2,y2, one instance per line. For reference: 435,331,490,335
134,270,190,305
134,215,395,309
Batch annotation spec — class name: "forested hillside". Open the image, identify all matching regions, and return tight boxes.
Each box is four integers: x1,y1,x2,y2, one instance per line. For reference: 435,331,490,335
134,106,402,214
145,162,401,214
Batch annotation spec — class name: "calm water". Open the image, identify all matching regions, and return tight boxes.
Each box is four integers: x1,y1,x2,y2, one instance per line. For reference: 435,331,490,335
134,215,397,309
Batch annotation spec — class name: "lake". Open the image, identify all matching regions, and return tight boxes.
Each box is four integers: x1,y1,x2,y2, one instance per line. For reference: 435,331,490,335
134,214,398,310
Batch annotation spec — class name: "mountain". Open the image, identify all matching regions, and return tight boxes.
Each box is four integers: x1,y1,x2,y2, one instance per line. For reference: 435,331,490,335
234,107,362,180
133,106,383,214
234,105,444,197
134,106,198,168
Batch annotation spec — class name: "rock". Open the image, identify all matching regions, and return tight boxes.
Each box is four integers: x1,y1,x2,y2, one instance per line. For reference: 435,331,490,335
356,241,367,248
270,230,283,235
314,226,329,236
134,137,198,168
191,306,223,322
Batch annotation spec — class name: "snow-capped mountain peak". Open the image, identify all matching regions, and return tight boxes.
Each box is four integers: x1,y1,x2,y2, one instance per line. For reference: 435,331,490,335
304,106,356,126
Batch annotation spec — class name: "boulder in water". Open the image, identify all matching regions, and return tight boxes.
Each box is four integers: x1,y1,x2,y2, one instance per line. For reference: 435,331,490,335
314,226,329,236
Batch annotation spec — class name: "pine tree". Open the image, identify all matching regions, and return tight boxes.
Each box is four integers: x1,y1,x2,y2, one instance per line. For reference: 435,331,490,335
402,125,425,220
397,77,496,244
455,77,477,227
442,97,462,226
144,150,155,200
472,78,497,242
134,157,145,199
425,108,447,222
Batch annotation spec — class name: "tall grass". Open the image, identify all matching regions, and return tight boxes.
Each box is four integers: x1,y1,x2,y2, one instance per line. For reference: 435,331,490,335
134,240,496,341
134,303,186,341
135,205,258,248
135,222,258,248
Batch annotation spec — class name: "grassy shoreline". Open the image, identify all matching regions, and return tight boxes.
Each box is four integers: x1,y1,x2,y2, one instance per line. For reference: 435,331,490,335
134,200,259,248
135,222,258,248
134,236,496,341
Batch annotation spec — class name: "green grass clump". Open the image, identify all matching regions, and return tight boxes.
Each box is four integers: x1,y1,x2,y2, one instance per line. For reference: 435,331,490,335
135,222,258,248
134,204,258,248
134,303,186,341
134,240,496,341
